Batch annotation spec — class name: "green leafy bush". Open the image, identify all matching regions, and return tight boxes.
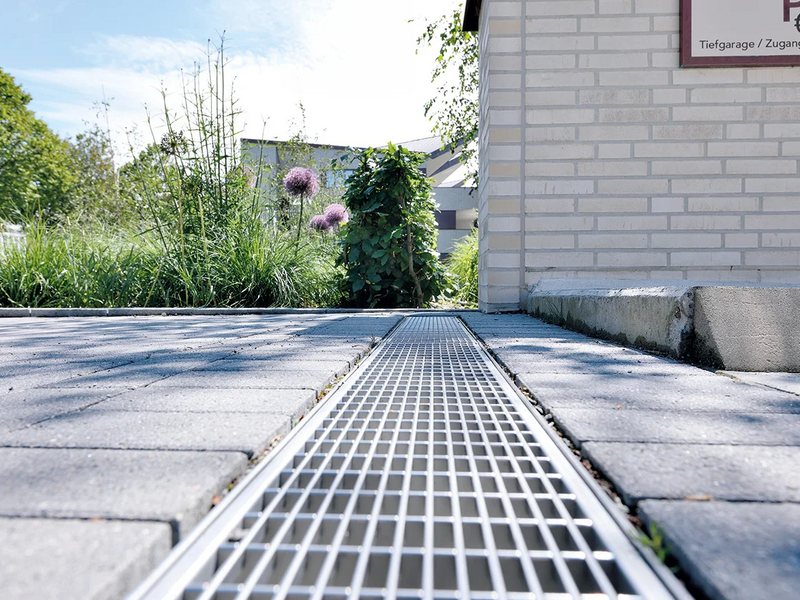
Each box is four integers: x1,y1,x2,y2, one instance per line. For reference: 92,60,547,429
339,144,446,308
446,227,478,306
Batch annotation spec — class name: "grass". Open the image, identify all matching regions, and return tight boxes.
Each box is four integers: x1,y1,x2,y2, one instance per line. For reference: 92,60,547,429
0,220,342,308
445,227,478,306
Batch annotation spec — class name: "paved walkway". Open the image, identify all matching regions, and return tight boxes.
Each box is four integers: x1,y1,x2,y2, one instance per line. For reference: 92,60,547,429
460,312,800,600
1,311,798,599
0,312,402,600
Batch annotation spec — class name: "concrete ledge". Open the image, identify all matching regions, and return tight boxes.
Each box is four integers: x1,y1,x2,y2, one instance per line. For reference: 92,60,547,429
527,280,800,372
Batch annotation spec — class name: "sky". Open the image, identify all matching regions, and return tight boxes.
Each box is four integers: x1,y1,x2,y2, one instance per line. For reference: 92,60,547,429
0,0,463,157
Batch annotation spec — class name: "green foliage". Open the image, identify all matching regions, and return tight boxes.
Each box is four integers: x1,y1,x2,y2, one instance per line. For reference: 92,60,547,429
0,38,342,309
339,144,446,308
417,4,478,180
636,521,679,573
0,221,341,308
446,227,478,306
0,68,75,222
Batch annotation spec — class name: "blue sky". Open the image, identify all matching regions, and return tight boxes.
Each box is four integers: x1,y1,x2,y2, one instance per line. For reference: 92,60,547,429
1,0,460,153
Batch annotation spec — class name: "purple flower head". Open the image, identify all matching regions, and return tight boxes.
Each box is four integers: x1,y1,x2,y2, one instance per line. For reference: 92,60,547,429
309,215,331,232
324,203,349,226
283,167,320,198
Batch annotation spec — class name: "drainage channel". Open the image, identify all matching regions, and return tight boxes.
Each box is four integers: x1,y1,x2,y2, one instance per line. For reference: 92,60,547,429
130,316,679,600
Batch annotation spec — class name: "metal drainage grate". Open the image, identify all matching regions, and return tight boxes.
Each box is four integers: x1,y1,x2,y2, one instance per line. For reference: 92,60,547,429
131,316,676,600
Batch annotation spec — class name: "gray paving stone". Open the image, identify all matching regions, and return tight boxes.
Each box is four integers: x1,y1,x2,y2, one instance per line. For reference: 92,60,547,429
0,517,171,600
204,358,351,376
639,501,800,600
552,408,800,445
93,387,317,418
0,448,247,538
0,388,120,431
517,372,800,413
149,369,337,395
723,371,800,396
582,443,800,503
1,410,288,457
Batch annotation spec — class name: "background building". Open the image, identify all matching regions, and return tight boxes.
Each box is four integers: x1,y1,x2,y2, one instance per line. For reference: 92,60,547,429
241,136,477,255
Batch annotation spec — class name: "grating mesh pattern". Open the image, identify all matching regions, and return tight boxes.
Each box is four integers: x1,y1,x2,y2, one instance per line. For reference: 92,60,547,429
141,317,673,600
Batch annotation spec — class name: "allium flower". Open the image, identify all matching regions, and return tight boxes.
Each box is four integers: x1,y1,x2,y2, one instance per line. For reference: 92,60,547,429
324,203,349,226
309,215,331,232
283,167,320,198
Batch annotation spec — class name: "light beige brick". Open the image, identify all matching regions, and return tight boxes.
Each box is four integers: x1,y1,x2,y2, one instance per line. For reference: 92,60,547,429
635,143,705,158
526,126,577,142
527,144,594,160
525,234,576,249
528,216,594,231
745,179,800,193
764,197,800,211
597,252,668,267
525,252,594,267
671,252,741,267
525,197,576,212
726,124,761,139
488,235,522,250
725,234,760,248
652,197,685,212
525,162,576,177
579,89,648,105
671,215,742,230
527,108,595,125
671,179,742,194
598,144,632,159
598,179,669,194
526,71,595,88
673,106,744,122
578,197,648,212
597,35,670,50
527,36,595,51
707,142,779,157
578,234,647,249
652,161,722,176
526,55,577,70
763,233,800,247
526,18,578,34
651,233,722,248
526,180,594,195
746,215,800,230
577,162,648,176
653,88,687,104
527,0,596,16
653,125,724,140
488,216,522,232
578,53,648,69
599,108,670,123
745,251,800,266
597,216,668,230
489,128,522,143
489,19,522,35
691,88,762,104
488,198,522,213
748,106,800,121
726,160,797,175
489,162,522,178
599,70,669,86
580,125,649,141
526,91,578,106
688,197,759,212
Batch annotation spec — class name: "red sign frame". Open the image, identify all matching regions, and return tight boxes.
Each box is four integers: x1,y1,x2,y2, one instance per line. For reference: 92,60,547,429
681,0,800,67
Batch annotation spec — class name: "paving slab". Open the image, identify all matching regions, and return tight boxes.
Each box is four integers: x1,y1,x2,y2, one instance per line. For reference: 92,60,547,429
148,369,337,395
0,388,120,431
723,371,800,396
0,448,247,538
552,408,800,446
0,517,171,600
91,387,318,417
516,372,800,413
582,443,800,504
1,409,289,457
639,501,800,600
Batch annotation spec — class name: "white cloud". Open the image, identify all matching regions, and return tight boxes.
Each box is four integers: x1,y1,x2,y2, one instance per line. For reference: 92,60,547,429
17,0,465,159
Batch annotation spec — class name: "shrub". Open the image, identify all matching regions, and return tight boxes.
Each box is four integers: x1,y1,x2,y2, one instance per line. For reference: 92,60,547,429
339,144,446,308
446,227,478,306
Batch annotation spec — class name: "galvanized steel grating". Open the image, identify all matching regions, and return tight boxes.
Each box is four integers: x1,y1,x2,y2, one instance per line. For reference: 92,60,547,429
131,316,675,600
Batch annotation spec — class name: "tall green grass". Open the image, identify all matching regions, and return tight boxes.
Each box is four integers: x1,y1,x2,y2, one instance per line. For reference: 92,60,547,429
0,221,342,308
446,227,478,306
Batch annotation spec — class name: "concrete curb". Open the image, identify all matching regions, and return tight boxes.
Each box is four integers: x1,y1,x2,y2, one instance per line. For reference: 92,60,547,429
527,279,800,372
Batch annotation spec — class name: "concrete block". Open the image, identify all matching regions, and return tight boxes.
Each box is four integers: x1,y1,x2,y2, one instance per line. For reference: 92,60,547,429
526,280,695,356
552,408,800,446
0,448,247,539
638,501,800,600
0,517,171,600
693,287,800,371
526,280,800,371
582,443,800,503
2,410,289,458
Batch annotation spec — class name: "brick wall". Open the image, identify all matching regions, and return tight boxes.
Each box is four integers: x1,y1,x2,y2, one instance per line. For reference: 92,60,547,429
475,0,800,312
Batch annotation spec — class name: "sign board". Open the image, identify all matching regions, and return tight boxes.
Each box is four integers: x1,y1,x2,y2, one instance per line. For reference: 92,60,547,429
682,0,800,67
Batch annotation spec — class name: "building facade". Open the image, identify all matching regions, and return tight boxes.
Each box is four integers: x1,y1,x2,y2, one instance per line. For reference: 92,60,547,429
465,0,800,312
